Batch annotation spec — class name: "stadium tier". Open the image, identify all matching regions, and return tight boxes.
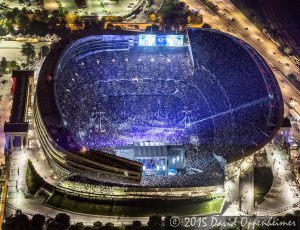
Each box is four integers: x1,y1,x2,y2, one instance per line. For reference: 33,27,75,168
34,29,283,189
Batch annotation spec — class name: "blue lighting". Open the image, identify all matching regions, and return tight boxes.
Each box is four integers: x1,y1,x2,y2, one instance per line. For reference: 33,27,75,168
138,34,156,46
138,35,184,46
54,31,282,160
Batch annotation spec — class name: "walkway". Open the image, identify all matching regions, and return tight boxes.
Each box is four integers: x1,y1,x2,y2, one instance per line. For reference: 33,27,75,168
239,164,254,214
256,146,300,214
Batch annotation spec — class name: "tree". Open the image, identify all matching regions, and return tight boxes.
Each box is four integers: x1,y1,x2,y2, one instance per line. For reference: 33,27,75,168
21,42,35,65
202,0,218,13
40,45,50,58
15,13,29,32
27,20,49,36
74,0,86,8
147,215,163,230
69,222,84,230
5,8,20,21
2,216,14,230
202,23,211,29
83,227,93,230
13,210,30,230
132,220,142,230
145,24,159,33
159,0,189,29
0,25,7,36
46,217,58,230
148,12,158,22
92,221,102,230
31,214,46,230
10,60,20,71
114,25,122,31
101,222,118,230
294,210,300,216
0,57,8,72
54,213,71,230
187,12,203,24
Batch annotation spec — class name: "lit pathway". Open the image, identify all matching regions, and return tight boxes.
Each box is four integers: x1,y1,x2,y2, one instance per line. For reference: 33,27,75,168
6,149,30,208
255,146,300,214
239,165,254,214
223,155,254,216
0,75,12,164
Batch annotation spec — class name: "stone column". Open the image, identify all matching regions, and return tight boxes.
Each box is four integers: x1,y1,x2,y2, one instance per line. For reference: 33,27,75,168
9,135,14,149
21,135,24,149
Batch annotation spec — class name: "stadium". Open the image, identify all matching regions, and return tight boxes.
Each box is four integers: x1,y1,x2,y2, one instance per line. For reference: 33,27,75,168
34,28,283,196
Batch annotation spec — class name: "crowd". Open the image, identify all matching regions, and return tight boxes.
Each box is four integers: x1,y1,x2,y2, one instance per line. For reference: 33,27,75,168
47,31,282,189
55,40,212,149
188,29,282,159
59,178,115,195
58,145,224,190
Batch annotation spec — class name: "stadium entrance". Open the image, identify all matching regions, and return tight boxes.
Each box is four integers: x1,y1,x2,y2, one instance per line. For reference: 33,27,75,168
116,142,184,176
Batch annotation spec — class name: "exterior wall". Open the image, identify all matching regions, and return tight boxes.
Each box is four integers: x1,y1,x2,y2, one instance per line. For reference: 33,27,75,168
34,97,141,181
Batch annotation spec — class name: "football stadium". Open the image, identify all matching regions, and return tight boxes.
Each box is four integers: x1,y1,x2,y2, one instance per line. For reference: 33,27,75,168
34,28,283,202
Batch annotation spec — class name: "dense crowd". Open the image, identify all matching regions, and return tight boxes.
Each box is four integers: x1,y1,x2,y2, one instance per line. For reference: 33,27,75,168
59,179,115,195
55,42,213,148
60,148,224,190
54,32,281,160
188,29,282,159
50,31,282,189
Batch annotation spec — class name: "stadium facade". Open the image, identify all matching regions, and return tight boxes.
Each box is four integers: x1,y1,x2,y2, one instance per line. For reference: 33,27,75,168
34,29,283,191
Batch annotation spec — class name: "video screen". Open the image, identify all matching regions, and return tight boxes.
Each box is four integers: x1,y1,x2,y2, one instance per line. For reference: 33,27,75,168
138,34,184,46
166,35,184,46
138,34,156,46
156,36,167,46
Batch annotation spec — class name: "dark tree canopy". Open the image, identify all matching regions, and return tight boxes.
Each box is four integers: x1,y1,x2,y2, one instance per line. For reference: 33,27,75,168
54,213,71,230
147,215,163,230
21,42,36,65
31,214,46,230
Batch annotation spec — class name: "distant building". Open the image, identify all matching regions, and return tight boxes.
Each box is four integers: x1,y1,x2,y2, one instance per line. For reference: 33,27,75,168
4,70,34,150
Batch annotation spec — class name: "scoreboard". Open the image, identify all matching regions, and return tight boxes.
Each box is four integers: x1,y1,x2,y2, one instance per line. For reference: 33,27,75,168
138,34,184,47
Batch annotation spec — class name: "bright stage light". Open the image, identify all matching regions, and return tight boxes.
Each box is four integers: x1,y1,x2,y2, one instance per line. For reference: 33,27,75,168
138,34,156,46
138,34,184,46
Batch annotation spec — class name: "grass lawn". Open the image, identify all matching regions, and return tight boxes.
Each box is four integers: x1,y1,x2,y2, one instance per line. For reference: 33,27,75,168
46,193,224,216
254,167,273,202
